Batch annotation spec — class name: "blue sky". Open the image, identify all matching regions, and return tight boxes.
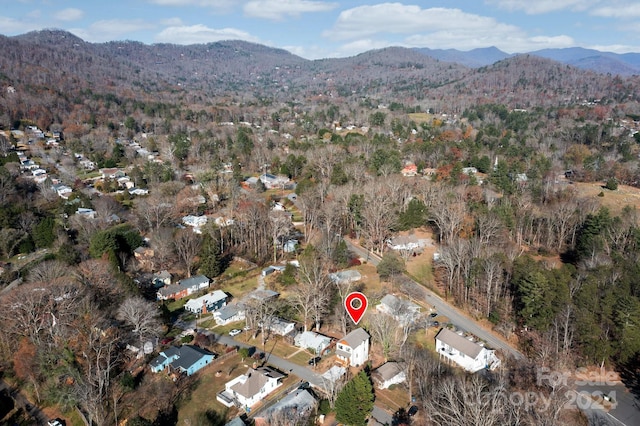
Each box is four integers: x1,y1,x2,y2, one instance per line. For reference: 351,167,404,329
2,0,640,59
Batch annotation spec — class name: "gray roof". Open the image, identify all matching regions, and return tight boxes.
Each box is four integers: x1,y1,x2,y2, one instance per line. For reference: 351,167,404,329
340,327,370,348
170,345,214,371
231,366,285,398
179,274,209,288
369,405,393,426
245,288,279,301
216,303,243,320
258,389,317,419
436,328,484,359
224,417,246,426
150,346,181,368
379,294,420,313
231,370,269,398
155,270,171,279
373,362,404,382
329,269,362,283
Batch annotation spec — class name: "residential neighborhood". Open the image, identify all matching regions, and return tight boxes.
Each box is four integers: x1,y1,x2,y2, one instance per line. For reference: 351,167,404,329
3,20,640,426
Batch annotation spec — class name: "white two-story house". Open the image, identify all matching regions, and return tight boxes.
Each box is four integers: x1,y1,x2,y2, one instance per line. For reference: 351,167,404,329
435,328,501,373
217,366,285,409
336,327,370,367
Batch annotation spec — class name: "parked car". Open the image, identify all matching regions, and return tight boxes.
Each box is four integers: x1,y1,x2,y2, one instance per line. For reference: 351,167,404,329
160,337,175,345
229,329,242,337
308,356,322,366
408,406,419,416
48,420,63,426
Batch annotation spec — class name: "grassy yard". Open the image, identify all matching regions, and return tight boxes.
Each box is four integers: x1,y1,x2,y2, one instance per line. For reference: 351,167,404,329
375,384,411,413
175,350,303,424
176,353,244,424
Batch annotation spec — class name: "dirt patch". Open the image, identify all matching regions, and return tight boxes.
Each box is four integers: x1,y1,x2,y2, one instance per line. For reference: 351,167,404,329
572,181,640,215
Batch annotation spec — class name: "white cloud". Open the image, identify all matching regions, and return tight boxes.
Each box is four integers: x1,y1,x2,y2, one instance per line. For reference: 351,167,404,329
155,24,261,44
147,0,235,10
0,16,37,33
589,43,640,53
591,4,640,18
243,0,338,20
53,8,84,22
321,3,576,55
148,0,229,5
70,19,156,42
486,0,592,14
325,5,521,41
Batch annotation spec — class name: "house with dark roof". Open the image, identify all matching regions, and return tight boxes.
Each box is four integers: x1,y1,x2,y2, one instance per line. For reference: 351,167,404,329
336,327,370,367
184,290,228,314
156,274,210,300
369,405,394,426
435,328,501,373
217,366,285,409
372,362,406,389
152,270,172,288
150,345,215,376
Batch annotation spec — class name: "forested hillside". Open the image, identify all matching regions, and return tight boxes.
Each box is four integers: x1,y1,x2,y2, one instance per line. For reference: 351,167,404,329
1,30,640,425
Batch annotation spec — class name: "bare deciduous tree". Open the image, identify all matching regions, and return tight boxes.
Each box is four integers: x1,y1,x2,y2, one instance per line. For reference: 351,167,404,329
117,296,162,349
174,229,202,277
292,255,333,332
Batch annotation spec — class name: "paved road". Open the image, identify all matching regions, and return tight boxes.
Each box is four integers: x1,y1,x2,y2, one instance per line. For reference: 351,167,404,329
212,332,325,389
575,383,640,426
343,239,525,360
0,379,49,425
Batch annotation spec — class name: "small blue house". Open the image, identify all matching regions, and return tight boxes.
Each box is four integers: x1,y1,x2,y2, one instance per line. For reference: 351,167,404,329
150,345,215,376
150,346,181,373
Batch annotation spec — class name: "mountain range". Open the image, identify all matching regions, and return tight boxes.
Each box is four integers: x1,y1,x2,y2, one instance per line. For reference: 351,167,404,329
1,29,639,128
415,46,640,76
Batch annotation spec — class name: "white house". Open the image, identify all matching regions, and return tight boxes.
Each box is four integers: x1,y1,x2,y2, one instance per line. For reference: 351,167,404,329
52,183,72,199
265,316,296,336
435,328,501,373
253,388,317,426
386,235,431,252
328,270,362,285
184,290,228,314
321,365,347,385
376,294,421,325
217,366,285,409
294,331,332,355
182,215,208,233
214,304,245,325
76,208,97,219
372,362,406,389
259,173,289,189
336,327,370,367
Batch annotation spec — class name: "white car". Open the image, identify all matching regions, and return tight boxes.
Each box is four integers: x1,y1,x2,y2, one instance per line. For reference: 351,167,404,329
229,329,242,337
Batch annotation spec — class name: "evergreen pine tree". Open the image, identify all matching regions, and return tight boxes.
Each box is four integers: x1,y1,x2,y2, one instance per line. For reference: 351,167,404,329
335,371,374,426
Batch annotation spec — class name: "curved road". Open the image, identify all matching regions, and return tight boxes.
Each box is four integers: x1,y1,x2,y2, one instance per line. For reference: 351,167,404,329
343,239,525,360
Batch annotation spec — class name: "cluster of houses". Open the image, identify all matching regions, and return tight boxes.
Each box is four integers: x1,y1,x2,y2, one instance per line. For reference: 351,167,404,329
145,260,501,422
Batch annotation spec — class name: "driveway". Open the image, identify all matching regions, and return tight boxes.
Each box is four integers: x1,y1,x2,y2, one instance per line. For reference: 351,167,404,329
343,238,525,360
0,379,50,425
575,383,640,426
215,333,325,389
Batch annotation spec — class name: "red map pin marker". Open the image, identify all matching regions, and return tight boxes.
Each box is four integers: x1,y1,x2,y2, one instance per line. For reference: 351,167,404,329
345,292,368,325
